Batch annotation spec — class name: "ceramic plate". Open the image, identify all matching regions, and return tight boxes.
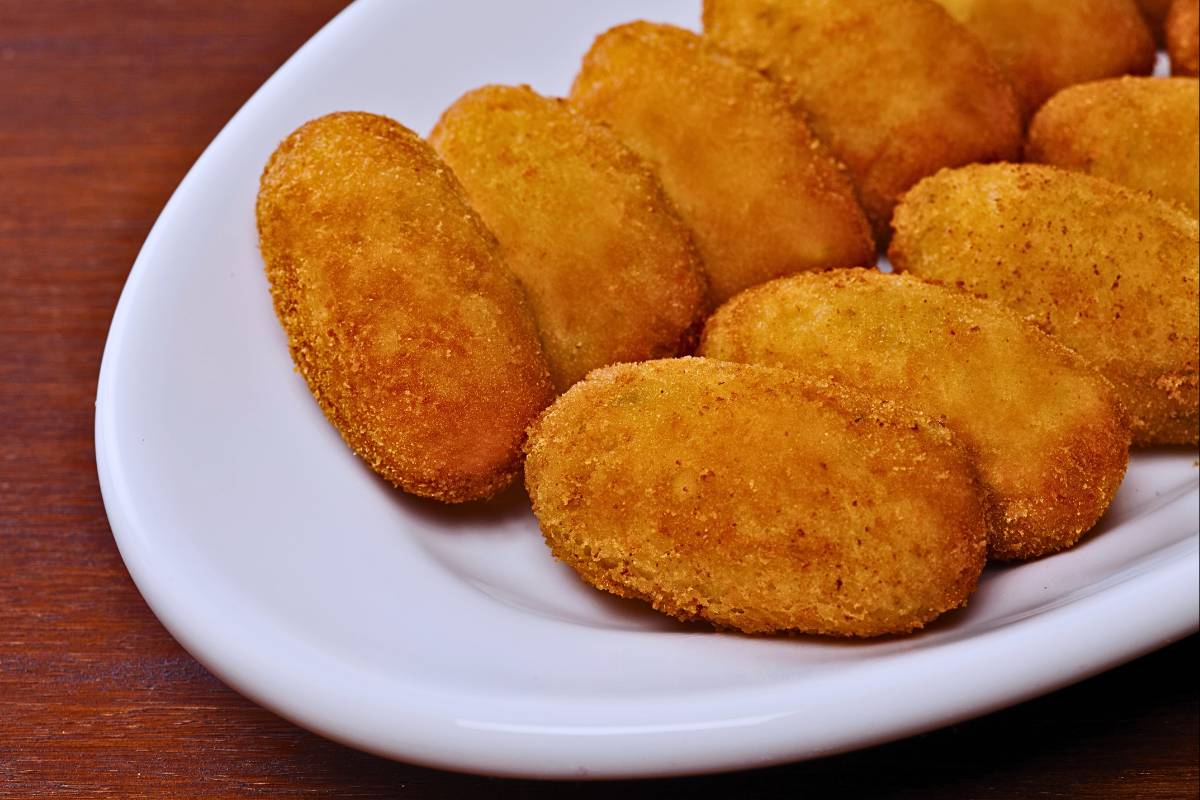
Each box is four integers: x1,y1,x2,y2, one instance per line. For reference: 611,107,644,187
95,0,1199,779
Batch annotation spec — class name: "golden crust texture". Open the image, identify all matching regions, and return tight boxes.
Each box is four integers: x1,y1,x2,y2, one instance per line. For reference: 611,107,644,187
256,112,554,503
524,358,988,637
570,22,875,304
1167,0,1200,77
890,163,1200,446
933,0,1156,119
1026,77,1200,218
429,85,709,392
702,0,1022,240
699,269,1131,560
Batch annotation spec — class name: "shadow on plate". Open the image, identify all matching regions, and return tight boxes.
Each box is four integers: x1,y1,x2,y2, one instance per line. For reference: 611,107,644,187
370,469,535,530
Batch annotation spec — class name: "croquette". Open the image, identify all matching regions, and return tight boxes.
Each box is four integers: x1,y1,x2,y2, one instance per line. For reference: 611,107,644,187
524,358,988,637
890,163,1200,445
933,0,1156,119
430,85,709,392
570,22,874,303
700,269,1131,560
1026,77,1199,217
257,112,555,502
703,0,1022,240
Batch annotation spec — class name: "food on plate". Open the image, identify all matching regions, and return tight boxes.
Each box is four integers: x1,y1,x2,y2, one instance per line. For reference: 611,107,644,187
570,21,874,303
1167,0,1200,76
890,163,1200,445
1026,77,1199,217
931,0,1156,119
524,358,988,636
257,112,554,503
430,85,709,391
699,269,1131,560
702,0,1022,239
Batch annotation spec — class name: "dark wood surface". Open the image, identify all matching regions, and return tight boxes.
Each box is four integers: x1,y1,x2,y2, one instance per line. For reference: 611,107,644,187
1,1,1196,796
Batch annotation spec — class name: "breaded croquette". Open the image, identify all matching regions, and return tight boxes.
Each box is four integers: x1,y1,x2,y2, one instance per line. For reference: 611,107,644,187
257,112,554,502
1167,0,1200,76
1026,77,1199,217
430,85,709,392
570,22,874,304
703,0,1022,240
699,269,1131,560
890,163,1200,446
524,358,988,637
932,0,1156,119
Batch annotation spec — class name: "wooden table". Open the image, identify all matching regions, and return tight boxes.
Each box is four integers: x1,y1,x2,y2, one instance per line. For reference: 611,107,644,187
1,2,1195,796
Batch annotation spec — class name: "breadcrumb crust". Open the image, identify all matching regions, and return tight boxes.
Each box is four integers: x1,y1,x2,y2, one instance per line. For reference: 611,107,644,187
571,21,874,303
1026,77,1200,218
257,112,554,502
431,85,710,392
933,0,1156,119
525,358,988,637
890,163,1200,446
703,0,1022,240
700,268,1131,560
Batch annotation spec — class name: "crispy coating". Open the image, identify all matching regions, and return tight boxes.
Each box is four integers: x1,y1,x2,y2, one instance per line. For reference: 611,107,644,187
933,0,1157,119
1168,0,1200,76
1026,77,1200,217
890,163,1200,445
699,269,1131,560
524,358,988,637
569,22,875,304
702,0,1021,240
256,112,554,502
429,85,708,392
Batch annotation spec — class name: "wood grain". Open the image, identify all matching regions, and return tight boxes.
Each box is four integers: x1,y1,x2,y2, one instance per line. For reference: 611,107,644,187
0,1,1195,796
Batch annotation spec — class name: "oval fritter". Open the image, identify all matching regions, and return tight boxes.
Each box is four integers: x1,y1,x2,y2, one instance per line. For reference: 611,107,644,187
1167,0,1200,77
257,112,554,503
430,85,709,392
890,163,1200,445
524,358,988,637
699,269,1131,560
932,0,1156,119
702,0,1021,240
570,22,875,304
1026,77,1200,217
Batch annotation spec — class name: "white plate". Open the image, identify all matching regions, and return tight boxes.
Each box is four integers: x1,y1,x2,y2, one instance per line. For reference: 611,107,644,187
95,0,1199,780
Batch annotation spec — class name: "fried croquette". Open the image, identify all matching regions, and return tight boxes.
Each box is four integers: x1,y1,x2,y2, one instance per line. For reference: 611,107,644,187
932,0,1156,119
890,163,1200,446
1026,77,1200,217
524,358,988,637
1167,0,1200,76
257,112,554,503
702,0,1022,240
699,269,1131,560
569,22,874,304
429,85,708,392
